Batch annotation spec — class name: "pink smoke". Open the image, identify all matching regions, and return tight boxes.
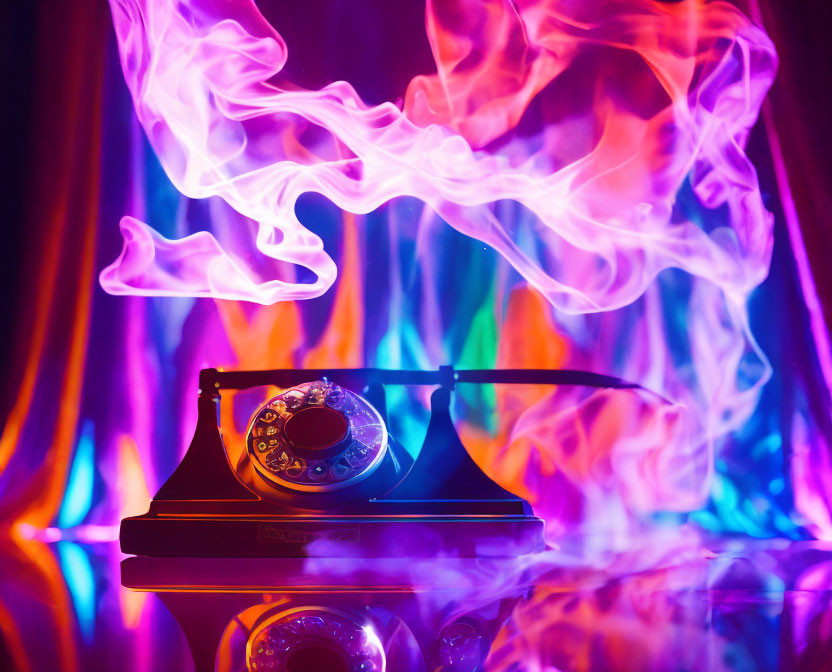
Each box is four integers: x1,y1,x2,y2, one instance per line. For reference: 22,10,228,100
102,0,776,312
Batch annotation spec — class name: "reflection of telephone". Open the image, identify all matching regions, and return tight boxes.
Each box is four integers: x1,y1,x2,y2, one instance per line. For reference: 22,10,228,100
121,555,527,672
120,366,637,558
243,606,386,672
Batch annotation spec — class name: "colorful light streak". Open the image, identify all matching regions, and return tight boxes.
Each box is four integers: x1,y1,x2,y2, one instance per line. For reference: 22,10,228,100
58,421,95,530
56,542,96,642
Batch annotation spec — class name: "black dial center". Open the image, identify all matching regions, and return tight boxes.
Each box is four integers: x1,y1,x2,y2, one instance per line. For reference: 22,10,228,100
283,405,349,451
286,643,349,672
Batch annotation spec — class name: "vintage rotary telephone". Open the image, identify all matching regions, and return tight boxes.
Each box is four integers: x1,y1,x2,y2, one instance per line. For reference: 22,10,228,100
121,366,641,558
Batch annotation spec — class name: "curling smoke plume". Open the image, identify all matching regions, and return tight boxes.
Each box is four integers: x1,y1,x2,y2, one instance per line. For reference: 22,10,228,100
102,0,776,312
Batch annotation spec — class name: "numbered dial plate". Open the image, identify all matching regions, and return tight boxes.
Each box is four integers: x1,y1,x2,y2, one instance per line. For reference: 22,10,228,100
246,381,387,492
247,607,385,672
